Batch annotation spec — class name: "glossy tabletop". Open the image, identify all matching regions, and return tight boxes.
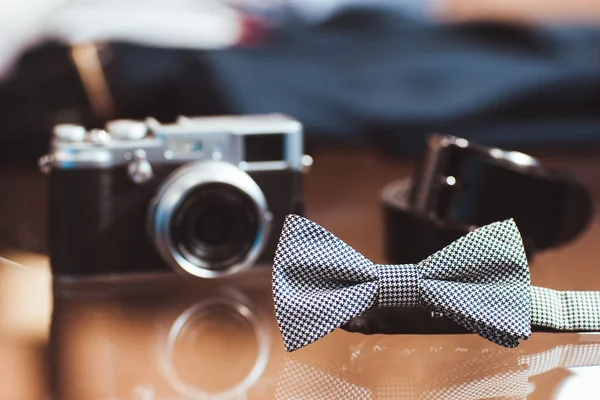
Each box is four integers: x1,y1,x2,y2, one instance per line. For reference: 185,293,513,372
1,147,600,399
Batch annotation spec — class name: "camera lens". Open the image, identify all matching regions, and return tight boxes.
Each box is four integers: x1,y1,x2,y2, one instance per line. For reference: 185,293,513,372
194,210,229,245
170,183,259,271
149,160,271,279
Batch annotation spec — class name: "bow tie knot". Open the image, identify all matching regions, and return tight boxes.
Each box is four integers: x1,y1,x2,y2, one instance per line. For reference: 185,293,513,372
377,264,420,308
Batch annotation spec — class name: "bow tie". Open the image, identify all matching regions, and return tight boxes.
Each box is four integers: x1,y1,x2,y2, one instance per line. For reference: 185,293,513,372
272,215,600,352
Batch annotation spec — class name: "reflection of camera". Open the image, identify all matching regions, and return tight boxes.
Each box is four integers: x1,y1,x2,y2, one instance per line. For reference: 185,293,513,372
158,290,271,399
50,274,277,399
41,114,310,279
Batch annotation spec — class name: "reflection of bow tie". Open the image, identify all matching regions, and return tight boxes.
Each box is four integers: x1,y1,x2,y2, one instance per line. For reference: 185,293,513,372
275,342,600,400
273,215,600,352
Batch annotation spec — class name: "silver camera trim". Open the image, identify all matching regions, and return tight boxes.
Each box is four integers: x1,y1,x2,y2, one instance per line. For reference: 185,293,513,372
148,160,272,279
44,114,305,172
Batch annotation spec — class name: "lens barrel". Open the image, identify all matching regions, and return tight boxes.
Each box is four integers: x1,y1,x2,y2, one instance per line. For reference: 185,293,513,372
149,161,271,278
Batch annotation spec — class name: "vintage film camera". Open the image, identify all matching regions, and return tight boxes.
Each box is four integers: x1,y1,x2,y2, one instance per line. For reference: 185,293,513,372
40,114,311,280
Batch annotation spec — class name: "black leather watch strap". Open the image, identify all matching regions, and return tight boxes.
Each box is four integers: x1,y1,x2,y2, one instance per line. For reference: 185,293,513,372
383,178,540,264
382,135,593,265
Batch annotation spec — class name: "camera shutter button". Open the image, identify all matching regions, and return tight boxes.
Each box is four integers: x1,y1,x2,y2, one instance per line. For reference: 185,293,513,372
53,124,86,142
106,119,148,140
128,149,154,184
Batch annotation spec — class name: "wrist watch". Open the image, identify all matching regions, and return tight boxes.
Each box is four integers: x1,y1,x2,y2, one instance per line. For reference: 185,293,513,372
382,134,593,264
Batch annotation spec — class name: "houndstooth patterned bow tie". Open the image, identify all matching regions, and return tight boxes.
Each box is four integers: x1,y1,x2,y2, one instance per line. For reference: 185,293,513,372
273,215,600,352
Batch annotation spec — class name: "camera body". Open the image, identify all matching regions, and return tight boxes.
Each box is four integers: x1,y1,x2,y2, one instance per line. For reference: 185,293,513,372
44,114,308,280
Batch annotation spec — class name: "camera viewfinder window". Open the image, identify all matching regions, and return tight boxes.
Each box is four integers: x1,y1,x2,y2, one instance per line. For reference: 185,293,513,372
168,140,203,156
244,134,285,162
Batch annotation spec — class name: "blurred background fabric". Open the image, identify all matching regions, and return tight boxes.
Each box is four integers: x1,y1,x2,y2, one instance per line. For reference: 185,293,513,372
0,0,600,165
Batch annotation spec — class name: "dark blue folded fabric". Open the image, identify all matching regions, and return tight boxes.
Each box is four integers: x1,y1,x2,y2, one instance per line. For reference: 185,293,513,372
202,8,600,155
1,8,600,163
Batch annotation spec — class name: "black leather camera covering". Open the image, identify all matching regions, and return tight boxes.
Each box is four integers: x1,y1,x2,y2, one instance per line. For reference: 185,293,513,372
48,166,303,277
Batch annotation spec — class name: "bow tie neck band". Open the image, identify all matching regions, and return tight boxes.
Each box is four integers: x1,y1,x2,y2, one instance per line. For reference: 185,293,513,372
272,215,600,352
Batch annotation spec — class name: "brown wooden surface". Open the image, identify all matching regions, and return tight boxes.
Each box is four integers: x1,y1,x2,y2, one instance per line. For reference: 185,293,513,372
1,147,600,398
